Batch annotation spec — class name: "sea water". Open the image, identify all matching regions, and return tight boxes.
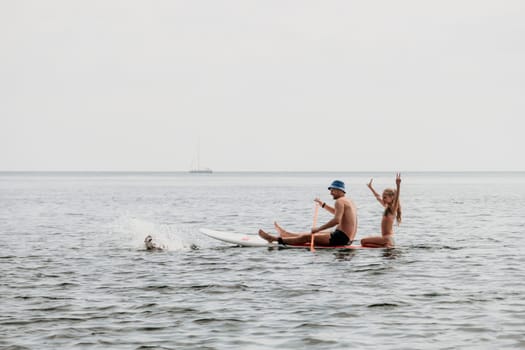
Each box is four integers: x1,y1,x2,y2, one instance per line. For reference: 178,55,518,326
1,172,524,349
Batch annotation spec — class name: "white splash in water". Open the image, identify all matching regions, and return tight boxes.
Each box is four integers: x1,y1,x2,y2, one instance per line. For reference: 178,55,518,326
113,216,201,251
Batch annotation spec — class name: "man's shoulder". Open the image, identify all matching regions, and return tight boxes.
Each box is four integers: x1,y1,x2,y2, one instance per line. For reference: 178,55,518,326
338,196,354,206
336,196,352,204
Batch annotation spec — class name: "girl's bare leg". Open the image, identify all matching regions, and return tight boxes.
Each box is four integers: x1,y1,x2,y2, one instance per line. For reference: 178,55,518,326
361,236,394,248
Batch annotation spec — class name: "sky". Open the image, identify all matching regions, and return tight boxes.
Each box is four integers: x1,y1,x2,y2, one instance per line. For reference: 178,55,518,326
1,0,524,172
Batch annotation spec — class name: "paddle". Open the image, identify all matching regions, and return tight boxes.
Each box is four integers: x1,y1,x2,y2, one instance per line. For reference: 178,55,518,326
310,203,319,252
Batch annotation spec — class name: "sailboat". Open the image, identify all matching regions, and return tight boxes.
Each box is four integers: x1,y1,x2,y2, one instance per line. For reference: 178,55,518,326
189,167,213,174
189,142,213,174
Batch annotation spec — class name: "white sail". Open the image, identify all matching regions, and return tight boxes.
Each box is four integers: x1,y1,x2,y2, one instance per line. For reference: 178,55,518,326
189,141,212,173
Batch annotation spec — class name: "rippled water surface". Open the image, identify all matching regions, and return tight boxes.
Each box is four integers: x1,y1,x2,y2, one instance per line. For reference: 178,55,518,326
1,172,524,349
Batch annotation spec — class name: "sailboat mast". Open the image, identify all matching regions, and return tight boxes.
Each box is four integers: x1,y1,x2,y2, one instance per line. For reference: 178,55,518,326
189,138,212,173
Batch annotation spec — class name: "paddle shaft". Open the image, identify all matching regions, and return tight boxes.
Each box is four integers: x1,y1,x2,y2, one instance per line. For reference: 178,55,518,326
310,204,319,252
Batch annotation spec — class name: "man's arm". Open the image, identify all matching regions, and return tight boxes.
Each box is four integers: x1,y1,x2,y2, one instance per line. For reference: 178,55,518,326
314,198,335,214
312,199,343,233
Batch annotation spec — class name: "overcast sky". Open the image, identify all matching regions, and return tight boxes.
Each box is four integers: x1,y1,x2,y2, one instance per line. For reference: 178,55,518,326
1,1,524,171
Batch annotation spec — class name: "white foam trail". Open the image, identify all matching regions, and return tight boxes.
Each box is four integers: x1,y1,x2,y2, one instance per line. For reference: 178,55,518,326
113,216,201,251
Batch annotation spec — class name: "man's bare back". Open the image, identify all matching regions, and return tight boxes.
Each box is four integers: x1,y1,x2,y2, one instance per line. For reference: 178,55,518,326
334,197,357,241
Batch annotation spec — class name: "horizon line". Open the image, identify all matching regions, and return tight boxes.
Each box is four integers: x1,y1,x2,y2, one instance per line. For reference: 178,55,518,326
1,170,524,174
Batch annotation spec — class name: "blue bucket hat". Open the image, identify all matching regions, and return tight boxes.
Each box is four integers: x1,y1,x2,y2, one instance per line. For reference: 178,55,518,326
328,180,346,193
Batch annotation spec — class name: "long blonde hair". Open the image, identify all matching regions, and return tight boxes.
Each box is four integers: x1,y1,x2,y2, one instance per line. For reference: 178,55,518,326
383,188,402,224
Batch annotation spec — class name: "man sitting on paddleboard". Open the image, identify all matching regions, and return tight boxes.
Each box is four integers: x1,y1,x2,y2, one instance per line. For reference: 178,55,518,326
258,180,357,246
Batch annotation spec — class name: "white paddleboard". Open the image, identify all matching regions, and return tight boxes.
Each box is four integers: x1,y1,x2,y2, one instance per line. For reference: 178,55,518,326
200,228,272,247
199,228,373,249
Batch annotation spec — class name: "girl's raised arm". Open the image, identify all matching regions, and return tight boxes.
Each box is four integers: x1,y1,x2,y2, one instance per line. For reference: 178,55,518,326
392,173,401,213
367,178,385,206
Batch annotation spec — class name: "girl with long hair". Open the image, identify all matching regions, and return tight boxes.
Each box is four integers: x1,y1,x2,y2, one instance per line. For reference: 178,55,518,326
361,173,402,248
